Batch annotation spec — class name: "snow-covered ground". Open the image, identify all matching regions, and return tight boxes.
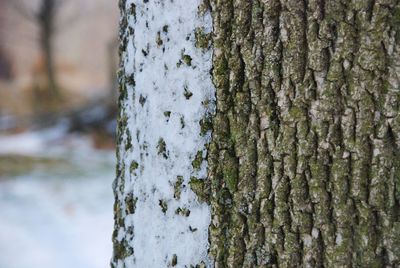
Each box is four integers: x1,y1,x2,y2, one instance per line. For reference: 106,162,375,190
0,127,115,268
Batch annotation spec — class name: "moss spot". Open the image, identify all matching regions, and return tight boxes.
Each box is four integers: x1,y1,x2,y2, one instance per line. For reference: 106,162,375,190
184,86,193,100
125,74,135,86
129,160,139,174
182,54,192,66
125,193,138,214
192,150,203,170
156,31,163,46
171,254,178,266
180,116,185,129
195,27,211,50
139,94,146,106
158,199,168,214
199,116,212,136
113,240,133,260
175,207,191,217
190,262,207,268
174,176,184,200
197,0,210,16
129,3,136,18
162,25,169,33
125,133,133,150
189,226,198,232
164,111,171,122
128,26,134,35
189,177,209,203
157,138,168,159
118,77,128,102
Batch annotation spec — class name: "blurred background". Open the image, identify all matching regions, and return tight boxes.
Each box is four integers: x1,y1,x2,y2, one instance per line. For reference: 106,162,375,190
0,0,119,267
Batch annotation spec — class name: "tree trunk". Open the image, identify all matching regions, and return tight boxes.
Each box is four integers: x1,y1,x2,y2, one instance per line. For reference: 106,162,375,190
41,30,58,97
112,0,214,267
39,0,58,98
113,0,400,267
107,39,119,100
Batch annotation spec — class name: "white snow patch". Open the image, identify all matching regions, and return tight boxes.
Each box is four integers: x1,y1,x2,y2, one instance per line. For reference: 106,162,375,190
0,123,69,155
335,233,343,246
114,0,214,267
0,175,114,268
311,227,319,238
303,234,312,247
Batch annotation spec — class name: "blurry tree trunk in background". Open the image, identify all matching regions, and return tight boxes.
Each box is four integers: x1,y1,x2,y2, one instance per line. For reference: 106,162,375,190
37,0,59,98
0,50,13,81
107,39,118,100
114,0,400,267
13,0,62,98
0,3,13,81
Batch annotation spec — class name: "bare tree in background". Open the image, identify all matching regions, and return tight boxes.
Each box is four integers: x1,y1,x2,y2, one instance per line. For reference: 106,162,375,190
107,38,118,100
37,0,60,98
12,0,65,98
0,1,13,81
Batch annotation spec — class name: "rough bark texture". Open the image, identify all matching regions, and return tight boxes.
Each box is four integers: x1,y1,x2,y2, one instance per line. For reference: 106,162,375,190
114,0,400,267
207,0,400,267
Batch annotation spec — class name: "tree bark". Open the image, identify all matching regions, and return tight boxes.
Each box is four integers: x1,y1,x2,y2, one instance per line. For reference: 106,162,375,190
208,0,400,267
112,0,214,267
113,0,400,267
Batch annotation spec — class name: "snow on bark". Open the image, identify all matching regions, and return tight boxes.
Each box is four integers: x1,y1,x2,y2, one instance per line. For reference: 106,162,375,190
112,1,214,267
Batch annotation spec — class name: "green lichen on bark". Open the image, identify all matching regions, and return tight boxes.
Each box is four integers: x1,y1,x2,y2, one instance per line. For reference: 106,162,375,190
125,193,138,215
199,116,212,136
171,254,178,266
159,199,168,214
184,85,194,100
195,27,212,50
157,138,168,159
163,110,171,119
207,0,400,267
182,54,193,66
175,207,191,217
112,1,136,265
189,177,210,203
192,150,204,170
174,175,184,200
156,31,163,47
190,261,207,268
129,160,138,174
